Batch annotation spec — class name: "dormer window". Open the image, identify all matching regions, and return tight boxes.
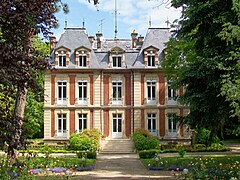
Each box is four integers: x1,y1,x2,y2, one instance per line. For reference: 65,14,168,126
112,55,122,68
144,46,159,68
148,54,155,67
59,54,66,67
55,46,70,68
75,46,91,68
109,46,125,68
79,55,87,67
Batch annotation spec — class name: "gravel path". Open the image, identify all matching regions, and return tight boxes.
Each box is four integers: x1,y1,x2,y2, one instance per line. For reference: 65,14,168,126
73,154,177,179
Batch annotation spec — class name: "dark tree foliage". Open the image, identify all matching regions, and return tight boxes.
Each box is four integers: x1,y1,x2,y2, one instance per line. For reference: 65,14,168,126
163,0,240,139
0,0,69,157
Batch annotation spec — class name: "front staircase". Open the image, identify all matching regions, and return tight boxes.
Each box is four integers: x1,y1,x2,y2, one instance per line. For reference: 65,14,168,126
100,139,135,154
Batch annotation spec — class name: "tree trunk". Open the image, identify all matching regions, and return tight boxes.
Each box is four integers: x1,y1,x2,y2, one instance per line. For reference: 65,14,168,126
8,84,27,158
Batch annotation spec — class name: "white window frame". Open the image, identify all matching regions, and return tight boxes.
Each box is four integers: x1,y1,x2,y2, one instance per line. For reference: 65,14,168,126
168,81,178,105
112,81,122,105
112,113,122,138
147,54,156,67
112,55,122,68
57,114,67,137
77,113,87,133
78,80,88,105
147,113,157,136
147,80,156,104
57,81,67,105
168,113,178,136
58,54,67,67
79,54,87,67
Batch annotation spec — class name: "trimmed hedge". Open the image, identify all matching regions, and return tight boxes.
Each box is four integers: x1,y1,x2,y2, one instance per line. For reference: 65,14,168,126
133,129,160,151
76,151,97,159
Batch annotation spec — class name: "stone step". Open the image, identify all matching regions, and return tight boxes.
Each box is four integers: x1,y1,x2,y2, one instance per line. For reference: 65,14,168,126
100,139,135,154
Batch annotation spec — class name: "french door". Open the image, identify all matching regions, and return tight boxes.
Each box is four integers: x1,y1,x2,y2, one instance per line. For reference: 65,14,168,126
112,114,122,138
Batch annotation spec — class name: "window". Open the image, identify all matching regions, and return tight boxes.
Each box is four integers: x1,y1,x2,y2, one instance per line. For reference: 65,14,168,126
147,55,155,67
57,81,67,104
79,55,87,67
78,114,87,132
147,113,157,134
78,81,87,104
57,114,67,137
168,81,177,100
112,114,122,134
112,81,122,103
112,56,122,68
147,80,156,101
168,114,178,134
58,55,66,67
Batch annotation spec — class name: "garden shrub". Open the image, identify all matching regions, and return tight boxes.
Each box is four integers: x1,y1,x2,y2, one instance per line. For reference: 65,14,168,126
133,129,159,151
195,128,221,147
69,134,93,151
139,149,160,159
81,129,101,151
76,151,97,159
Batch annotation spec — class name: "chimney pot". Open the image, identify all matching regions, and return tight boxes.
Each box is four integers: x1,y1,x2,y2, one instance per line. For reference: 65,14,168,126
96,32,103,49
131,30,138,48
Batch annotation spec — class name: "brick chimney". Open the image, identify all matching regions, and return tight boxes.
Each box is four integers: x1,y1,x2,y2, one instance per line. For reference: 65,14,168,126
137,35,144,46
96,32,103,49
49,36,57,54
131,30,138,48
88,36,95,47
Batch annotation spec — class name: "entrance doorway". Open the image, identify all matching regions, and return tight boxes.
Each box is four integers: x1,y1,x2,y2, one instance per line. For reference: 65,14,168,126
112,114,122,138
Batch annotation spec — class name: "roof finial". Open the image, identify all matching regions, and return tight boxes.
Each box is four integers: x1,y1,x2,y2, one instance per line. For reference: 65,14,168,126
82,18,85,28
65,16,68,28
149,15,152,27
165,17,170,28
114,0,118,39
99,19,105,32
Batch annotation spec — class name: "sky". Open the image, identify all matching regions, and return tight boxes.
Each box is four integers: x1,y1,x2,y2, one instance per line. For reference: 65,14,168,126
52,0,182,40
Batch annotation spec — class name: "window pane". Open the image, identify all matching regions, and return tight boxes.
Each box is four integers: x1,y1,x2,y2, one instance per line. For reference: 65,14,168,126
113,87,116,98
79,86,82,98
113,57,116,67
59,56,62,66
58,86,62,99
118,87,122,98
83,86,87,98
147,86,151,99
63,56,66,66
152,119,156,130
63,119,66,130
83,56,87,67
84,119,87,129
117,57,121,67
63,86,66,98
148,119,151,130
152,86,156,99
113,119,117,132
148,56,151,66
152,56,155,66
118,119,122,132
58,118,62,131
79,119,82,131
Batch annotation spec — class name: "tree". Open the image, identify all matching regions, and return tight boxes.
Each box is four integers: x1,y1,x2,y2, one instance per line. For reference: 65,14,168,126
162,0,240,139
0,0,68,158
0,0,99,158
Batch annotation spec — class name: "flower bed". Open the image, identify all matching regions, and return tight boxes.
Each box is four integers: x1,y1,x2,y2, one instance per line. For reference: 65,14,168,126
142,155,240,179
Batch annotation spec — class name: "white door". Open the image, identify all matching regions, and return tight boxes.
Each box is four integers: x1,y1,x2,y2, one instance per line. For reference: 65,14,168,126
112,114,122,138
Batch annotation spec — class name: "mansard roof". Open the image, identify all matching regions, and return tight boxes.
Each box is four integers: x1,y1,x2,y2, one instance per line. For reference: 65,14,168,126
51,27,170,69
133,28,170,68
53,28,100,69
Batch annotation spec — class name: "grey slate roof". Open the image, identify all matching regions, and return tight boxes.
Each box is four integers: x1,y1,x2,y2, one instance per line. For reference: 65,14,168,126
52,27,170,69
133,28,170,68
54,28,100,69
